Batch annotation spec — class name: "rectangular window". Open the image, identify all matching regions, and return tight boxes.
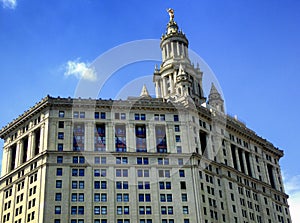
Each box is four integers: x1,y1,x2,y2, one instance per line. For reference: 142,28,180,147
73,111,79,118
174,115,179,121
55,193,62,201
57,143,64,151
115,125,127,152
58,132,64,140
55,206,61,214
56,168,63,176
58,121,64,128
56,180,62,188
101,112,106,119
79,112,85,118
57,156,63,163
179,170,185,177
59,111,65,118
121,113,126,120
174,125,180,132
156,125,167,153
95,112,100,119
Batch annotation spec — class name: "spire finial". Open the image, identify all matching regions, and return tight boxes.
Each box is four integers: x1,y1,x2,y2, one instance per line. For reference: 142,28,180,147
167,8,174,21
140,84,151,98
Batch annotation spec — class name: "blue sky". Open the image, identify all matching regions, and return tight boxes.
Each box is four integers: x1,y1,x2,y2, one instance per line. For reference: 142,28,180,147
1,0,300,221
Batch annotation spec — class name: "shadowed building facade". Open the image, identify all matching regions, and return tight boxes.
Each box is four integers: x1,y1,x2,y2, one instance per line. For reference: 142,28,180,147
0,10,292,223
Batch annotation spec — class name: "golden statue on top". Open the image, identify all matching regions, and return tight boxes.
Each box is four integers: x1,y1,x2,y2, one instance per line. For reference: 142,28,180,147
167,8,174,21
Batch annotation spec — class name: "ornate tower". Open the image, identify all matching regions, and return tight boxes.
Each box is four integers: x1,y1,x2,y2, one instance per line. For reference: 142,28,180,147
208,82,224,112
153,9,206,106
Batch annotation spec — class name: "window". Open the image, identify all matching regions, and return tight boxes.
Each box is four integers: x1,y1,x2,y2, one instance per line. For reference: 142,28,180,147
55,206,61,214
174,115,179,121
57,156,63,163
154,114,165,121
95,112,100,119
56,180,62,188
158,158,169,165
178,158,183,165
139,193,151,202
137,157,149,165
59,111,65,118
138,181,150,190
139,206,152,215
175,135,181,142
117,193,129,202
182,193,188,202
121,113,126,120
137,169,150,178
72,169,85,177
73,156,85,164
116,169,128,177
180,181,186,190
55,193,62,201
94,181,107,189
158,170,170,178
179,170,185,177
160,194,172,202
159,182,171,190
80,112,85,118
58,121,64,128
183,206,189,214
58,132,64,140
176,146,182,153
73,112,79,118
174,125,180,132
135,114,146,120
56,168,63,176
116,181,128,190
94,156,106,164
116,157,128,164
57,144,63,151
94,169,106,177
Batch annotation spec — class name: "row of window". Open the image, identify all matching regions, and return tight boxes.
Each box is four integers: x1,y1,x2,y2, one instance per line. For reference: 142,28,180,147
56,167,186,179
56,156,184,166
59,110,179,122
55,219,189,223
54,205,189,216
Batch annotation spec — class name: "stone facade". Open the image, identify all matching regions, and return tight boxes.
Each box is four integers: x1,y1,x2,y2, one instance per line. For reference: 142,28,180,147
0,11,292,223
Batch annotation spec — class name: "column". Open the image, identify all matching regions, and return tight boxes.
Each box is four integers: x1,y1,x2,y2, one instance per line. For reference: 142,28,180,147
2,149,9,175
15,140,24,167
162,77,167,97
181,43,185,57
127,123,135,152
226,142,234,168
39,124,45,152
162,47,166,60
242,151,248,175
106,123,114,152
166,43,169,58
176,42,180,56
7,148,12,172
169,74,174,94
147,123,155,153
84,122,92,151
171,42,174,57
27,132,35,160
248,153,256,179
235,148,241,171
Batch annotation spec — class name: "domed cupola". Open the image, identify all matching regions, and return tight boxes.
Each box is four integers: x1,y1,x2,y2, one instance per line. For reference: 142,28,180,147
153,8,206,106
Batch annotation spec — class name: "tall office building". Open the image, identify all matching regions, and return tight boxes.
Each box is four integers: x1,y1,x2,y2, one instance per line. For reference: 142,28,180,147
0,10,292,223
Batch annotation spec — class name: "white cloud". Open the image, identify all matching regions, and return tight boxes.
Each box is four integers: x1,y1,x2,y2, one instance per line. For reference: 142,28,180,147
1,0,17,9
283,174,300,223
64,59,97,81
